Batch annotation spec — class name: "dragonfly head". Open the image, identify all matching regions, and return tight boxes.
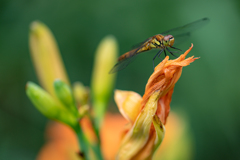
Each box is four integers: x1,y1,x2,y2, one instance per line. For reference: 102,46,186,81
163,35,174,47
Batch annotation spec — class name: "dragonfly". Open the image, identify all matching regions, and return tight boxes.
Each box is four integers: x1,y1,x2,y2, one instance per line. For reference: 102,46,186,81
109,17,210,74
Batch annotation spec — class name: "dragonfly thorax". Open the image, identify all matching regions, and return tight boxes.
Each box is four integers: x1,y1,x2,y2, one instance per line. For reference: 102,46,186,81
163,35,174,47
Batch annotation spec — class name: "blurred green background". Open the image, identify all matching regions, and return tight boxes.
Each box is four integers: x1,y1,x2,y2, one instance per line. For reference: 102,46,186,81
1,0,240,159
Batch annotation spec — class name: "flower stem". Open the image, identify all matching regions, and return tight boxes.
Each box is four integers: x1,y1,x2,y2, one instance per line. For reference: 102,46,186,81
92,143,104,160
73,123,104,160
73,124,90,160
89,114,104,160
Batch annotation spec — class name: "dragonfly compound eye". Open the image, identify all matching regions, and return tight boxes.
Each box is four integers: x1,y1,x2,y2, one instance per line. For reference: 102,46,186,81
169,37,175,47
163,35,174,47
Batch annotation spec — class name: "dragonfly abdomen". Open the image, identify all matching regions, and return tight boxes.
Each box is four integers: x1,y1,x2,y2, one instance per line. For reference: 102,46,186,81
118,48,139,61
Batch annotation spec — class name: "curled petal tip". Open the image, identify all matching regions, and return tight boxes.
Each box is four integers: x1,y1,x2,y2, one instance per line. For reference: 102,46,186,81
182,43,194,58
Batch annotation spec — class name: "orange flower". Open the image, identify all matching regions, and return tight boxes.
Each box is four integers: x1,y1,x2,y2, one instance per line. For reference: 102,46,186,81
115,44,198,159
142,43,198,124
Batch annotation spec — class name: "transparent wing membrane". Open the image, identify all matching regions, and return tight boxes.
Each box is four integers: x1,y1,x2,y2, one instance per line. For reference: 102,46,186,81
173,32,191,45
161,17,210,37
131,37,151,50
109,47,143,73
109,55,138,73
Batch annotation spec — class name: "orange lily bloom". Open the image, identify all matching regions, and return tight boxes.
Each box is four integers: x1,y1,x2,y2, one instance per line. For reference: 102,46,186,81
142,43,198,124
115,44,198,159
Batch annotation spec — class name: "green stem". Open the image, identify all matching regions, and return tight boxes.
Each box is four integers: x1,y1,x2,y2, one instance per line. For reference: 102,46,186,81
92,143,104,160
73,122,104,160
88,114,104,160
73,124,90,160
93,101,106,129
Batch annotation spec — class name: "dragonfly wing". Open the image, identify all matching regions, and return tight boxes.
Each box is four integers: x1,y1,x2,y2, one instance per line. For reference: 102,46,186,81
173,32,191,45
161,17,210,36
109,45,147,74
109,54,138,73
131,37,152,49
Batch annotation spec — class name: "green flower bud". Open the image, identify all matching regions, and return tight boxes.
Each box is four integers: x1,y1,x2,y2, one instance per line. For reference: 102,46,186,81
26,82,77,128
78,104,90,119
29,21,69,98
54,79,78,115
73,82,89,107
91,35,118,127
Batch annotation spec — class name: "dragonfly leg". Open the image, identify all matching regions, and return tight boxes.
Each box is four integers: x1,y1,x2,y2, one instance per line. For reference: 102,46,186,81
166,48,178,58
152,49,163,70
164,50,167,57
157,49,163,60
170,46,182,54
170,46,182,51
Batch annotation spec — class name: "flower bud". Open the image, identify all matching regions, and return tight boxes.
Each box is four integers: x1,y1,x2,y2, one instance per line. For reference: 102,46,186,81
91,35,118,127
29,21,69,98
26,82,77,128
54,79,78,115
73,82,89,107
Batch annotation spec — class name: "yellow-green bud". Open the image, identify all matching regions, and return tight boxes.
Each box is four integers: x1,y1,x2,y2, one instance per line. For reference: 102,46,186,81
26,82,77,128
29,21,69,98
91,35,118,127
73,82,89,107
54,79,78,115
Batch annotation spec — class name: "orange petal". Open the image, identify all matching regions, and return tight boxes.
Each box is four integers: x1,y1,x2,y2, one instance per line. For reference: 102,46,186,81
156,88,174,124
114,90,142,124
37,122,79,160
100,113,128,160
